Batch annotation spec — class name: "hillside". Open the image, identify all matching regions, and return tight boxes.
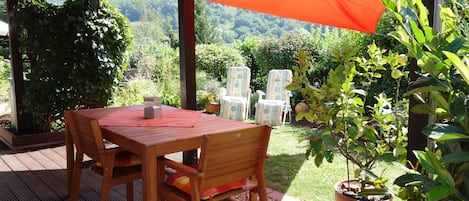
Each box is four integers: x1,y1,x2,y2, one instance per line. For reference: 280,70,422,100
109,0,325,43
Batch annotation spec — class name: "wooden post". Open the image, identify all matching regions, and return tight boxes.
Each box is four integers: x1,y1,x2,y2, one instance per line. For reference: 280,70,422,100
6,0,26,134
406,0,435,168
178,0,198,165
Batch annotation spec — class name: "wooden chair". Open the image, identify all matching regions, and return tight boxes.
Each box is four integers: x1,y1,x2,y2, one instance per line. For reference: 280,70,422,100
64,111,142,201
157,125,272,201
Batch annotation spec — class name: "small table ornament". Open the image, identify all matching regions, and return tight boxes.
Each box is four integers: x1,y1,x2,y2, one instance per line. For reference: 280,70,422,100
144,97,162,119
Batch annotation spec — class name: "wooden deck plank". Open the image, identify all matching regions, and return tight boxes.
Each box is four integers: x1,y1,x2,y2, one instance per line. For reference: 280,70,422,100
51,143,139,200
49,146,131,200
0,173,20,201
39,148,102,200
0,155,41,201
0,145,295,201
3,153,60,201
17,151,68,200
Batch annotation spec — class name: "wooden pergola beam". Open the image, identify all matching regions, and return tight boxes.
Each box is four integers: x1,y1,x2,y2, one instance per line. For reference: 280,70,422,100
406,0,435,168
6,0,26,135
178,0,198,165
178,0,197,111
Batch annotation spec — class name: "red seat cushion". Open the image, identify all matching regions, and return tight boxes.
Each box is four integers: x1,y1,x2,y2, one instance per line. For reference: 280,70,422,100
166,171,246,200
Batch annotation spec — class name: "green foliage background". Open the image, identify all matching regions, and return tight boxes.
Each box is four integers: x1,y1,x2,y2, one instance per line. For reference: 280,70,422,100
14,0,131,132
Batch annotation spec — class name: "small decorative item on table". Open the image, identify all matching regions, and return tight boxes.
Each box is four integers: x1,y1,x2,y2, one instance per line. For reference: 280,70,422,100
144,97,162,119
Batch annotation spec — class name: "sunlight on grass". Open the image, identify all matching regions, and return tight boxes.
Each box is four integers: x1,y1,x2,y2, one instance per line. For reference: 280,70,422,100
265,125,405,201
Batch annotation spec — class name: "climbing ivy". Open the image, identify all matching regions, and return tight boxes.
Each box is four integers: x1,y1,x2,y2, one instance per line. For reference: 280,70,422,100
14,0,132,132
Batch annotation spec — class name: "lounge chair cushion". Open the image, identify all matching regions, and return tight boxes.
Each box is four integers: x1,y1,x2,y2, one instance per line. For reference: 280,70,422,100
220,98,247,121
255,100,283,126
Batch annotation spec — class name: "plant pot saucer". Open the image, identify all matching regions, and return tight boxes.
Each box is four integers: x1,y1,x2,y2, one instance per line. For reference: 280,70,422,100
334,179,393,201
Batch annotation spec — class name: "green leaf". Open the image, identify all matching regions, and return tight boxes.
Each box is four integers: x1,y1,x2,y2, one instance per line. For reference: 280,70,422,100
443,51,469,85
444,38,464,53
423,150,455,187
435,133,469,142
408,76,448,90
409,20,425,44
314,152,324,167
428,185,457,201
363,126,378,142
352,97,364,106
410,103,433,114
404,86,448,96
414,150,437,174
348,125,359,139
429,92,449,111
393,173,435,192
423,123,468,141
325,151,334,163
440,152,469,163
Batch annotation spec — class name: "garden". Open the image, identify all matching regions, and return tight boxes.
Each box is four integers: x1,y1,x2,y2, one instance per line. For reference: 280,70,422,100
0,0,468,200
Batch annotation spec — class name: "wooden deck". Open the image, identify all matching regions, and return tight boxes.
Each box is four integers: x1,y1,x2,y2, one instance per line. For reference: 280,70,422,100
0,145,301,201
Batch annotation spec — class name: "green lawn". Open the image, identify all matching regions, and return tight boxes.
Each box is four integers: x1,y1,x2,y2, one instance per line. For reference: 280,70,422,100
265,124,406,201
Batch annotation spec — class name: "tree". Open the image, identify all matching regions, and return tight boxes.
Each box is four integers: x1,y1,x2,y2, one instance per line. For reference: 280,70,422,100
195,0,220,44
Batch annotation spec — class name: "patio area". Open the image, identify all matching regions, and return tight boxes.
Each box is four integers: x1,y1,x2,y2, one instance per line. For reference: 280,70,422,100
0,144,301,201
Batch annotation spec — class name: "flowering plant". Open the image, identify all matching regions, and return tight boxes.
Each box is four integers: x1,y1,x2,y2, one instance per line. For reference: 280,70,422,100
198,91,218,105
197,79,221,109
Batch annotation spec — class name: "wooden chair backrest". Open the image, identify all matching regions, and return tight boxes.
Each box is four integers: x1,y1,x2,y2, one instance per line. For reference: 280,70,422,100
64,110,106,163
197,125,271,190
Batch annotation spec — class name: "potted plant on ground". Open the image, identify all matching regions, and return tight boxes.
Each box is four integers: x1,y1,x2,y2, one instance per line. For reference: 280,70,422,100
197,79,221,113
287,44,409,200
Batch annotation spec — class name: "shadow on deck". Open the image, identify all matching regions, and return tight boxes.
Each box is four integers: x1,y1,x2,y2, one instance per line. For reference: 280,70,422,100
0,145,301,201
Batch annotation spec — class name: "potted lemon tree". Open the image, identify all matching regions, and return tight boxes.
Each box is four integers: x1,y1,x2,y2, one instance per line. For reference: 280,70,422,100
287,44,409,200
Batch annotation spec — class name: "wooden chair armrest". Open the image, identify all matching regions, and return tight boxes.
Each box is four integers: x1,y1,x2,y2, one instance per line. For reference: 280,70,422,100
158,157,201,177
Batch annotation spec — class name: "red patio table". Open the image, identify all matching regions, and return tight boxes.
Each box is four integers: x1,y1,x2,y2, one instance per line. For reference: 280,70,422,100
66,105,256,201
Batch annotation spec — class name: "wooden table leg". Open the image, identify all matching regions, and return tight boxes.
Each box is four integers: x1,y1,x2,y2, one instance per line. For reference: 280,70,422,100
142,150,157,201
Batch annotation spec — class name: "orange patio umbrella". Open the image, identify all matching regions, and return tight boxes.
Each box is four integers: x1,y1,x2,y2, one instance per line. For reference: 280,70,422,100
207,0,385,34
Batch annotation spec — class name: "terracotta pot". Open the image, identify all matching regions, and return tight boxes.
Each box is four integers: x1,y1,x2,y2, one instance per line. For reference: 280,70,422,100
294,101,309,113
204,103,220,114
334,179,393,201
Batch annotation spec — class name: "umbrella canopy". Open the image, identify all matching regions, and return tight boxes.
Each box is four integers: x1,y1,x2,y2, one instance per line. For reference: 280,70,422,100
207,0,385,34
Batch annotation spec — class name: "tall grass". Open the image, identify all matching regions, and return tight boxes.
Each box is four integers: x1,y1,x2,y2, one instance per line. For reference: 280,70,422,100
265,125,405,201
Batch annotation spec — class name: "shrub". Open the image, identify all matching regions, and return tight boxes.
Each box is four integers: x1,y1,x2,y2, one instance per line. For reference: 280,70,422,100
253,29,323,92
152,43,180,107
15,0,131,132
112,76,159,106
0,57,10,103
195,44,245,82
234,36,261,89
